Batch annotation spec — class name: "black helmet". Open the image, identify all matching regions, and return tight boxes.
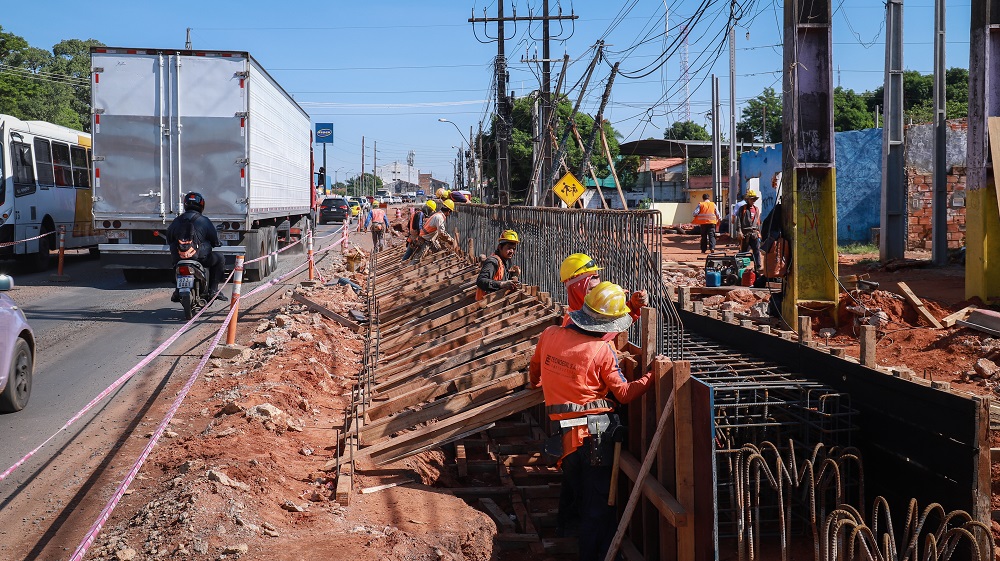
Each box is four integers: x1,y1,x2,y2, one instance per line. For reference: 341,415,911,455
184,192,205,213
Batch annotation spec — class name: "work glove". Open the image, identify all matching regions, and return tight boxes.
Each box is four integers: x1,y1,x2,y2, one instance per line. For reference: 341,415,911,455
508,265,522,278
503,279,522,291
628,290,648,311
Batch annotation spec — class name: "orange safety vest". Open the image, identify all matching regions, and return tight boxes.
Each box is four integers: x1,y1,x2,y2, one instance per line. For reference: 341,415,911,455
371,208,387,231
692,200,719,225
475,256,505,301
420,212,443,236
529,325,651,461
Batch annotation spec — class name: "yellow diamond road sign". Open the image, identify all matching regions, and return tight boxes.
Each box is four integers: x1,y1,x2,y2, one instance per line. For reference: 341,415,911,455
552,172,585,207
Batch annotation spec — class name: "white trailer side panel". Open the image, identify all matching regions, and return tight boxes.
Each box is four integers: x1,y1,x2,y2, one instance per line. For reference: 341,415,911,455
246,57,311,216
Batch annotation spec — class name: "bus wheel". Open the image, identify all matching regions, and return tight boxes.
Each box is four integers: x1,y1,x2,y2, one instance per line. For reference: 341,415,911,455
28,235,52,272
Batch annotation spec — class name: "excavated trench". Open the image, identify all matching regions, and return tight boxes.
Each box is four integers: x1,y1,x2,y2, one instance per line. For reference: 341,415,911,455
339,240,991,560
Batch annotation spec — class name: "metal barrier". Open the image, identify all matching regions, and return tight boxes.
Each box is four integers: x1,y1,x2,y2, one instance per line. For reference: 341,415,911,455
449,203,684,358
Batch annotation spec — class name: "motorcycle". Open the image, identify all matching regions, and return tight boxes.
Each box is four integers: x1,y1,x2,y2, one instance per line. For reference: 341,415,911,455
174,259,210,319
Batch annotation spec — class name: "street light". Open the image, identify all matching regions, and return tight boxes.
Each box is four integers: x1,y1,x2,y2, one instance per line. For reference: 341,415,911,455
438,118,472,192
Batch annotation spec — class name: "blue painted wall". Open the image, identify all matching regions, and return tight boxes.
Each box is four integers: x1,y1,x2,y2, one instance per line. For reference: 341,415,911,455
738,128,883,243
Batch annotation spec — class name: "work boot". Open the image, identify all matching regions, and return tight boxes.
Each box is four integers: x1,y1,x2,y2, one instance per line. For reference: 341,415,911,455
209,288,228,303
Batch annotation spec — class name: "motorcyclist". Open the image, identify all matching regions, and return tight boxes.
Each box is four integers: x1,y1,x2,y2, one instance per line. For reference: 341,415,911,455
166,192,227,302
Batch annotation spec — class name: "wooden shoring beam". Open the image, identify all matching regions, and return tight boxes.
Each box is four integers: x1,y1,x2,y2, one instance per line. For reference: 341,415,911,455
380,292,531,355
291,293,361,332
489,429,545,555
378,304,547,374
672,361,695,560
384,269,478,305
617,450,687,528
373,312,557,389
361,389,545,464
369,346,534,420
639,308,659,560
381,292,530,349
896,281,944,328
379,283,477,325
655,356,677,560
380,301,545,364
376,262,474,300
375,254,463,289
359,372,528,445
379,280,475,323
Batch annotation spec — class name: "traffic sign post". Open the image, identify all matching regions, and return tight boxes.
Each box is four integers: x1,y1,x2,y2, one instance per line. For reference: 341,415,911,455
315,123,334,194
552,171,585,207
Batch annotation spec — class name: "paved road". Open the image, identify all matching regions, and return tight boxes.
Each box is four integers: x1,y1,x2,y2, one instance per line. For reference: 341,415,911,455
0,218,355,558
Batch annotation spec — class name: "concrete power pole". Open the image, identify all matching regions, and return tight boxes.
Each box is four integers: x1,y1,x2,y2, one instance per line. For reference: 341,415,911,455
881,0,905,261
931,0,948,265
729,24,739,229
711,75,722,206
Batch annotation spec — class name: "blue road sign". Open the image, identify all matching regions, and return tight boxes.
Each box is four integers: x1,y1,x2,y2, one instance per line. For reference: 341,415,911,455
315,123,334,144
416,190,425,195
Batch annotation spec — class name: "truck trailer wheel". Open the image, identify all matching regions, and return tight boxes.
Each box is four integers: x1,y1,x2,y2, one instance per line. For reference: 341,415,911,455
243,230,267,282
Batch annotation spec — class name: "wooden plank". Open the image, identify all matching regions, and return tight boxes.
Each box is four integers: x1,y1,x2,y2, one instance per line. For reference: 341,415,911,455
359,478,414,494
639,308,658,561
988,117,1000,218
941,306,978,328
381,293,527,354
291,293,361,331
361,389,544,463
617,450,687,528
604,362,682,561
896,281,944,329
672,361,695,561
655,358,677,561
455,443,468,477
359,372,528,444
991,448,1000,462
479,498,516,532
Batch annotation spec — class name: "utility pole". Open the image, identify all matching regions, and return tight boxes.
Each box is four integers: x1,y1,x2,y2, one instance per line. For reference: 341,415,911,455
931,0,948,265
711,75,722,206
373,141,377,197
547,45,603,197
471,2,577,204
881,0,905,261
185,28,192,50
729,23,739,230
361,135,365,200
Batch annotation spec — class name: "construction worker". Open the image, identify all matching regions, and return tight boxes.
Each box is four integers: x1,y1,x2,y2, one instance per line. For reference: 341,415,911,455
528,282,654,561
475,230,522,300
736,188,763,272
364,204,392,253
437,187,469,204
402,200,435,262
559,253,648,340
408,199,456,264
692,193,722,253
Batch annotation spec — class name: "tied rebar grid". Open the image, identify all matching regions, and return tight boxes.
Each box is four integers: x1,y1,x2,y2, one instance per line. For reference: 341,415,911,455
449,204,683,357
683,333,861,546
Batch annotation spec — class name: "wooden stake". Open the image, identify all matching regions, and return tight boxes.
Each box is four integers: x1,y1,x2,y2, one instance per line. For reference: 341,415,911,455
896,281,944,328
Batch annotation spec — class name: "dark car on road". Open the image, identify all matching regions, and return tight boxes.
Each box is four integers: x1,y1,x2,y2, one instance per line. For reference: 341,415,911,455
319,197,351,224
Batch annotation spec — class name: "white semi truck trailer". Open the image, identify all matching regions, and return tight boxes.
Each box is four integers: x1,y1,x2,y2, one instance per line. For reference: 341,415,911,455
90,47,315,282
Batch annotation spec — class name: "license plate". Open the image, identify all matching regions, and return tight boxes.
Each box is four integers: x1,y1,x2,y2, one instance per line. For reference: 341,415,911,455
177,276,194,289
220,232,239,241
106,230,128,239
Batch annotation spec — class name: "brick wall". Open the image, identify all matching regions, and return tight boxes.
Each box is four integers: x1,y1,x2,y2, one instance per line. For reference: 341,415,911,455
905,166,967,250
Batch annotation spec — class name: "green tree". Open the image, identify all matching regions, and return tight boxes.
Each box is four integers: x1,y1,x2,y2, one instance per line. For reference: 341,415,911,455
479,93,637,203
345,173,382,197
736,87,782,144
0,27,103,131
866,68,968,125
833,87,875,131
664,120,713,175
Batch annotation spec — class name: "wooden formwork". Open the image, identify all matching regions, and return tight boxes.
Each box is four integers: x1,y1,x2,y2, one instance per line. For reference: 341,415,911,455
341,241,706,560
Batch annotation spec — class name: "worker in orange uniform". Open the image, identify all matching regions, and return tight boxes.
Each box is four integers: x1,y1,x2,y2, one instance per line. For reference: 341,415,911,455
528,282,654,561
692,193,722,253
402,200,435,263
475,230,522,300
559,253,648,340
364,204,392,253
408,199,456,264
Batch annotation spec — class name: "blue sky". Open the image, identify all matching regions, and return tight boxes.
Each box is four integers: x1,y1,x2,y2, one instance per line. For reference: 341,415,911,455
2,1,972,182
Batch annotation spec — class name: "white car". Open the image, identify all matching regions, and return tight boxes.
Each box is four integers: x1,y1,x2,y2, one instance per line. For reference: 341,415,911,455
0,276,33,412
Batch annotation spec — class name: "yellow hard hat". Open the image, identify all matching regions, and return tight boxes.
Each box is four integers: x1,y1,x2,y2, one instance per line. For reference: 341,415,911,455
569,281,633,333
435,188,446,199
560,253,602,283
498,230,520,244
443,189,451,198
442,199,456,212
745,188,760,199
425,200,437,212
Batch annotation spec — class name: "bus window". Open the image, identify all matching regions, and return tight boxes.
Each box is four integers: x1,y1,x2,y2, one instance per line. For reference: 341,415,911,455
10,142,35,197
0,138,5,207
33,138,55,186
52,142,72,187
71,146,89,188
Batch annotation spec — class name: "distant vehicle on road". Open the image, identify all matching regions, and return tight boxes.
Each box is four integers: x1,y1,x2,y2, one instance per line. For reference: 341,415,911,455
0,115,106,271
319,197,351,224
0,276,33,412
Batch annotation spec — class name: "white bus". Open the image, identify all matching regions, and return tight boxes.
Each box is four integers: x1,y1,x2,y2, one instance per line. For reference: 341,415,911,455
0,114,105,270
